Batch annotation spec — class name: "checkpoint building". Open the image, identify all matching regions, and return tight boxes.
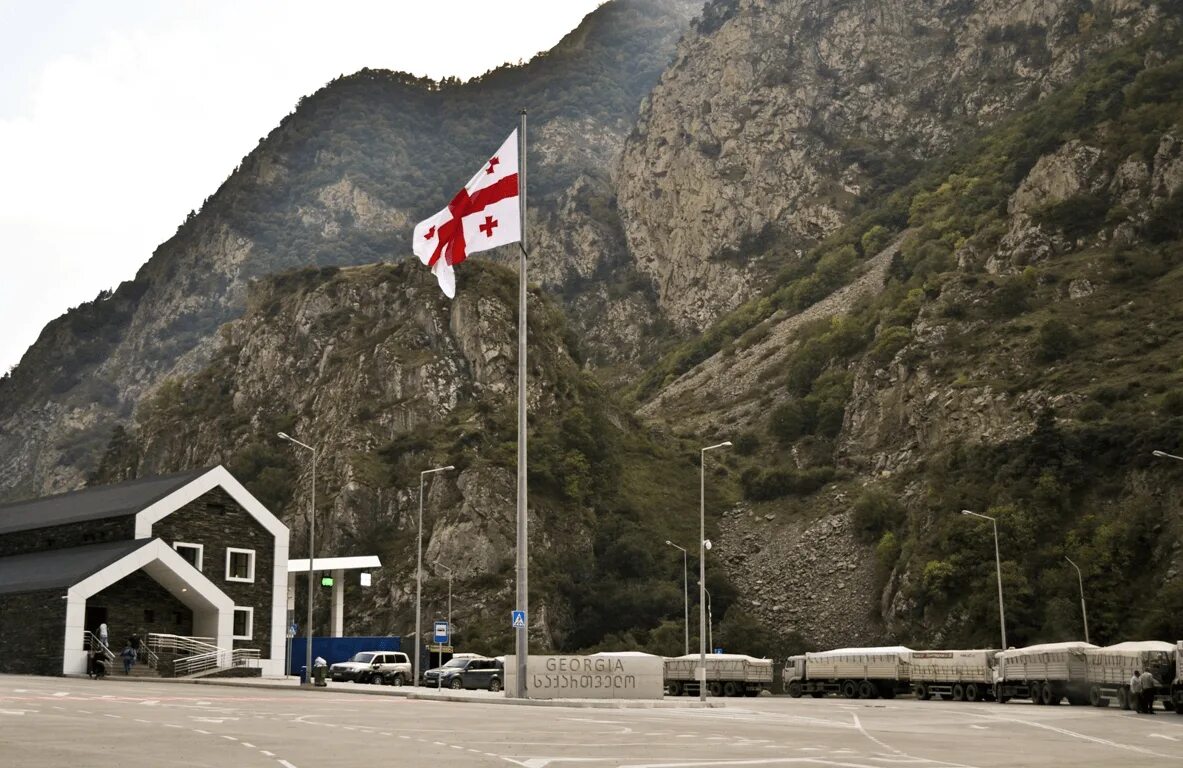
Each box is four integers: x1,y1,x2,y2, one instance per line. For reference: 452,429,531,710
0,466,289,677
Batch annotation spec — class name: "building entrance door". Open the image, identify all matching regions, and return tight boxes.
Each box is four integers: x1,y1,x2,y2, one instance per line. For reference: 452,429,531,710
85,606,108,646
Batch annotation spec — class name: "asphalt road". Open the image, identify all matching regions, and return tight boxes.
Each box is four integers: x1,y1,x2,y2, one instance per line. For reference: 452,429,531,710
2,675,1182,767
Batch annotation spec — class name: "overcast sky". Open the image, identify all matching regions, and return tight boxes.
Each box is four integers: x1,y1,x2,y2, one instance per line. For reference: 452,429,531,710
0,0,608,374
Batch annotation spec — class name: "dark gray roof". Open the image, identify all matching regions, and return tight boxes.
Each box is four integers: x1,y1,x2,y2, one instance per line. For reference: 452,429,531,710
0,539,153,594
0,469,211,535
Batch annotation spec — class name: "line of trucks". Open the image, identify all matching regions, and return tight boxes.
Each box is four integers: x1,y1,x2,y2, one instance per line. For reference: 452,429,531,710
783,641,1182,710
661,641,1183,712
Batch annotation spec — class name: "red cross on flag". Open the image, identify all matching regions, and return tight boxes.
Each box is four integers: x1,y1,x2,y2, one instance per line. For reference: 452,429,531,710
413,130,521,298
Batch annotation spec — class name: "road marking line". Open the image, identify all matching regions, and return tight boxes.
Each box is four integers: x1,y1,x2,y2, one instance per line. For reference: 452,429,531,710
261,751,275,757
279,761,299,768
969,725,987,730
243,742,256,748
194,729,211,735
104,714,120,719
51,706,66,710
52,692,70,697
134,718,151,723
1149,734,1179,742
222,735,238,741
164,724,182,729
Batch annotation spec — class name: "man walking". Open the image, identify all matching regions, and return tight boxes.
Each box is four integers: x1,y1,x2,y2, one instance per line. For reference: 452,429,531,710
1140,668,1159,714
1130,669,1143,713
98,622,109,649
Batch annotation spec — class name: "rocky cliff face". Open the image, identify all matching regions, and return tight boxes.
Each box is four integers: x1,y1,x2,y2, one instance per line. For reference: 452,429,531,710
0,0,698,502
617,0,1161,331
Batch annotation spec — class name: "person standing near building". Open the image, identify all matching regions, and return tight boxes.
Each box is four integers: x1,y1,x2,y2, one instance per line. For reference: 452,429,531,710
98,622,109,649
1129,670,1143,713
1140,668,1159,714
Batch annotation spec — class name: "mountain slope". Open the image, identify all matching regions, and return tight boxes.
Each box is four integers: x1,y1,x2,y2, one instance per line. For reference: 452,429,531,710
0,0,699,501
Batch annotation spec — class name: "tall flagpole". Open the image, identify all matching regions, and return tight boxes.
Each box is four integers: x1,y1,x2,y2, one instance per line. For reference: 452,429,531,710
514,109,529,699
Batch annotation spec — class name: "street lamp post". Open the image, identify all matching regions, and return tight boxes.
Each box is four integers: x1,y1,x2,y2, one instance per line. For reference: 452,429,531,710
665,541,689,656
961,509,1007,651
1065,556,1089,644
435,560,453,691
278,432,316,685
700,441,731,700
416,465,454,688
1152,449,1183,462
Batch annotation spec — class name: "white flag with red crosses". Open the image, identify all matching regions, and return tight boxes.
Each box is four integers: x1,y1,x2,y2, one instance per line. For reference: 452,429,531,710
413,130,521,298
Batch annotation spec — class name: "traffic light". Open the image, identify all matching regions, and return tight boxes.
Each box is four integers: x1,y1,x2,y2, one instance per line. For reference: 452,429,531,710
320,576,334,587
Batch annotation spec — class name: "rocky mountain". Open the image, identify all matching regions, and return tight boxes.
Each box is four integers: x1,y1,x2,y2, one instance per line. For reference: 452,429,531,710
0,0,700,502
4,0,1183,654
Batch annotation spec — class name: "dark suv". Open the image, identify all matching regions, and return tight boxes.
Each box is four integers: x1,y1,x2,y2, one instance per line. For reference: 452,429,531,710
421,656,504,691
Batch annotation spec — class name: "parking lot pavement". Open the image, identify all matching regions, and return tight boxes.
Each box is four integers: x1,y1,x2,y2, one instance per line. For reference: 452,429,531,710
3,674,1182,767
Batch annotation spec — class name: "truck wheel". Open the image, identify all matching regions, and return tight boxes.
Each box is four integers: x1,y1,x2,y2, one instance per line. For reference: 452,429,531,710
666,681,683,696
842,680,858,699
723,681,741,697
914,683,930,700
787,681,803,698
708,681,724,697
858,681,877,699
952,683,965,702
1117,687,1129,710
965,683,980,702
1029,682,1043,704
1089,685,1104,707
1041,683,1060,706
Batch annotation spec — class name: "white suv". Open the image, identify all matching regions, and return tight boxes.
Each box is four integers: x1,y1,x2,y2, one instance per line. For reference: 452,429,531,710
329,651,411,685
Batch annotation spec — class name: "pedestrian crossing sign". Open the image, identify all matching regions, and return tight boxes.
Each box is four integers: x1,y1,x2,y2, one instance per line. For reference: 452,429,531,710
511,610,526,628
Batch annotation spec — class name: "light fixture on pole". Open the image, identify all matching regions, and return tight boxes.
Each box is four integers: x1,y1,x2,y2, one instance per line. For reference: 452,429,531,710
1064,556,1089,644
698,581,714,655
434,560,453,691
961,509,1007,651
1152,449,1183,462
665,540,689,656
699,441,731,700
278,431,316,685
416,465,454,689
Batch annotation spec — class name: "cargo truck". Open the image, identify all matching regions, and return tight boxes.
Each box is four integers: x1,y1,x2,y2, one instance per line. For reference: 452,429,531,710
784,646,912,699
663,654,773,697
909,649,999,702
1083,641,1176,710
1173,641,1183,714
995,641,1096,705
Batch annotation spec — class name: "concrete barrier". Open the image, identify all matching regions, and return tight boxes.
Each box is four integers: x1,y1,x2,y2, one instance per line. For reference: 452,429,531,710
504,653,664,700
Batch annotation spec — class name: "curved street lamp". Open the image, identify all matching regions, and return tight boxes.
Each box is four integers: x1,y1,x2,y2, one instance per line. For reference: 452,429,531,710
665,540,689,656
699,441,730,700
416,465,454,687
278,432,316,685
961,509,1007,651
1064,556,1089,644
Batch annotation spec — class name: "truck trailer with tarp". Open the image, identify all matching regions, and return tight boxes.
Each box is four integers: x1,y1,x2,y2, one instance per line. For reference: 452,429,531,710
995,641,1097,705
1084,641,1177,710
908,649,999,702
663,654,773,697
784,646,912,699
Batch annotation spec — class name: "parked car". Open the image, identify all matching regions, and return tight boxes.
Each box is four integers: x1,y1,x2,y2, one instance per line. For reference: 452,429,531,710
421,656,503,691
329,651,411,685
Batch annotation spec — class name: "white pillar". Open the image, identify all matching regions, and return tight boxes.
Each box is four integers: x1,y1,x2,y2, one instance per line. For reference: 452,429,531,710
331,569,345,637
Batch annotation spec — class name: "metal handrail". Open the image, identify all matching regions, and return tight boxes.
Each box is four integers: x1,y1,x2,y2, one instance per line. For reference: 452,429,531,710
148,632,218,655
84,631,115,662
172,647,261,677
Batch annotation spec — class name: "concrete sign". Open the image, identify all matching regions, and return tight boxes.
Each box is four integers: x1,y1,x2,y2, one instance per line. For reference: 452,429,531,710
503,654,664,700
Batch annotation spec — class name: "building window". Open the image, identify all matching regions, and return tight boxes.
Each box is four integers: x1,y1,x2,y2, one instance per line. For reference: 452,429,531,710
174,542,203,571
225,548,255,583
232,607,253,640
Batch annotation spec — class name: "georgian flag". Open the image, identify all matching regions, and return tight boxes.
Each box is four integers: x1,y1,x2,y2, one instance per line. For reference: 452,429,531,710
413,130,521,298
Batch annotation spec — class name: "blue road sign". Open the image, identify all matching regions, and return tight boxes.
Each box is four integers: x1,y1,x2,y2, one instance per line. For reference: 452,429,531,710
433,621,449,644
713,648,723,654
511,610,526,629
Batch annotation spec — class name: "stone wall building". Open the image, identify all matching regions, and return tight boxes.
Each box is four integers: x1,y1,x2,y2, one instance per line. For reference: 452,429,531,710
0,466,288,677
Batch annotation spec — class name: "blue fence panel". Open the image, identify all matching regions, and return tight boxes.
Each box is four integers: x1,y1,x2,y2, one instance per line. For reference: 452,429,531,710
288,636,402,676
